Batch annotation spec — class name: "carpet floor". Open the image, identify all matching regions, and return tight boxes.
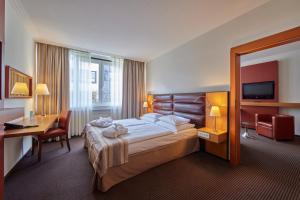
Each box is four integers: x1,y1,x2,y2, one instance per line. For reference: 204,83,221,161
4,131,300,200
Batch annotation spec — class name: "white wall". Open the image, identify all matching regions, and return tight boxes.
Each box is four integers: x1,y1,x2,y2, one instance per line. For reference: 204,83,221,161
241,47,300,135
3,1,35,175
147,0,300,94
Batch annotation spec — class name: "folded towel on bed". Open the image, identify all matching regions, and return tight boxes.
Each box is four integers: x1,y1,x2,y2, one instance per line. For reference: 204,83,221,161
90,117,113,128
102,123,128,138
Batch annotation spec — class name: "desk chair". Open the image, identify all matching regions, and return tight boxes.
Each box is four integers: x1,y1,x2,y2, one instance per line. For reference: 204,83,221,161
32,110,72,161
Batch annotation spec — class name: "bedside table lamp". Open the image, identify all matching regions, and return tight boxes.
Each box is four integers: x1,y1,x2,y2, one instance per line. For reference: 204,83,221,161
210,106,221,132
143,101,148,113
11,82,29,96
36,83,50,116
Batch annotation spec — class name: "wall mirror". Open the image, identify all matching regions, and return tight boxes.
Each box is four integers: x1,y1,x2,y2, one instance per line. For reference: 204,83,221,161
5,66,32,98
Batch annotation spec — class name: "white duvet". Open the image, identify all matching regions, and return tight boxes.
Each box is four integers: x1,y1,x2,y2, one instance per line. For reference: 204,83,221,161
114,118,150,127
89,118,192,145
120,123,173,144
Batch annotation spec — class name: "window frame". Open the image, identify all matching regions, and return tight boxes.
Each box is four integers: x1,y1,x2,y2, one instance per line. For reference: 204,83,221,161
91,58,112,110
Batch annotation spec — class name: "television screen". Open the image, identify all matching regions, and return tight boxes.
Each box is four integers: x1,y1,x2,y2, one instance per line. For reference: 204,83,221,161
242,81,275,99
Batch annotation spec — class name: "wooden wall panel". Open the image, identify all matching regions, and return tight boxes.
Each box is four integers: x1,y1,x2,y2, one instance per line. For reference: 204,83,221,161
205,92,229,159
206,92,228,132
0,0,4,199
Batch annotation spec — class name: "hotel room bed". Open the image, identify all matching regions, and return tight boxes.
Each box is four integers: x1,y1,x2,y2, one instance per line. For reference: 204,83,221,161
84,93,206,191
85,123,199,191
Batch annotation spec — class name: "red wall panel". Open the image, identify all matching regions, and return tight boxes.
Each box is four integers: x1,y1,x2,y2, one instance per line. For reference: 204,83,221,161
241,61,279,128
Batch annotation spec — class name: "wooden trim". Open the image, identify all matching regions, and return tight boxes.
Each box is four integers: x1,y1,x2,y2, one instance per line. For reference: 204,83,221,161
231,26,300,55
230,26,300,166
230,50,240,166
241,101,300,108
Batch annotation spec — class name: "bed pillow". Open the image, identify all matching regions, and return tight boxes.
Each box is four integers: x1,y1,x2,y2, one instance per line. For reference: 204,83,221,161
156,121,195,132
159,115,190,126
140,116,158,123
142,113,163,119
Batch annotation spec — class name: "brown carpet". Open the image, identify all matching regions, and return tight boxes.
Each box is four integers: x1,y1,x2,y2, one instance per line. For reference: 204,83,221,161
4,131,300,200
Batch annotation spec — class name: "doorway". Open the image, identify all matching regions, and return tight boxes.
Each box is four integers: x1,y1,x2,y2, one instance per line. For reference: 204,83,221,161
229,26,300,166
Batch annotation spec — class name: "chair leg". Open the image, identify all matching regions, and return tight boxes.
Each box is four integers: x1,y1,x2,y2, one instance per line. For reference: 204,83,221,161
60,136,64,148
66,135,71,152
38,140,42,162
31,137,35,156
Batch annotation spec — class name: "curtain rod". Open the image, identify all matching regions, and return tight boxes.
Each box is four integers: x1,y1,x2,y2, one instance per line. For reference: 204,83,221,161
34,40,147,63
91,57,112,62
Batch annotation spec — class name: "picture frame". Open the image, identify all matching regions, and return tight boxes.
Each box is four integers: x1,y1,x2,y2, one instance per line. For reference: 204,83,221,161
5,65,33,98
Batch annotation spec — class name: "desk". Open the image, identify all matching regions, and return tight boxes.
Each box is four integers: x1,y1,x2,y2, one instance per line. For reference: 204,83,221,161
4,115,58,138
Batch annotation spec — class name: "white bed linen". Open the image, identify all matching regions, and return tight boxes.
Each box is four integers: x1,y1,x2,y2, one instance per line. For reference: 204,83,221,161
120,123,173,144
114,118,150,127
128,128,197,155
86,118,198,157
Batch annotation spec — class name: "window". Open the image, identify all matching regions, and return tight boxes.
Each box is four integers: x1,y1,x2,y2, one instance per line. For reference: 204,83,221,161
91,71,97,84
91,58,112,108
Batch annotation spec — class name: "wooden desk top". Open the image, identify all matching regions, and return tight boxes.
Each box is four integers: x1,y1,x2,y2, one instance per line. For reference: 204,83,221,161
241,101,300,108
4,115,58,138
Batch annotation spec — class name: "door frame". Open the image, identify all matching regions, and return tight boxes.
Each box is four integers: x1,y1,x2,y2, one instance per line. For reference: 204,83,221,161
229,26,300,166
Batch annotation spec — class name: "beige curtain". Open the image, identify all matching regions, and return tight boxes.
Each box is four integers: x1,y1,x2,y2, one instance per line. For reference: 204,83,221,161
36,43,69,115
121,59,145,118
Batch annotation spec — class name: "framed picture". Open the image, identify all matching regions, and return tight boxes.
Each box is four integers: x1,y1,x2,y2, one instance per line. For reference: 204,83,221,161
5,66,33,98
91,71,97,84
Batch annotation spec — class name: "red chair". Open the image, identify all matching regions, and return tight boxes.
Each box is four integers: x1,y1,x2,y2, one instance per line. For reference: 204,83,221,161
255,113,294,140
32,110,72,161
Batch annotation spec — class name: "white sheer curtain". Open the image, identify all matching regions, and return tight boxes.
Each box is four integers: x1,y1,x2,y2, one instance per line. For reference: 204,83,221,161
69,50,92,137
110,57,123,119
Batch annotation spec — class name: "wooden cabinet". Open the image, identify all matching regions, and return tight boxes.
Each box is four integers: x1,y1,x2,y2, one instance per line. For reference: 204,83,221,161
198,127,227,143
198,127,228,160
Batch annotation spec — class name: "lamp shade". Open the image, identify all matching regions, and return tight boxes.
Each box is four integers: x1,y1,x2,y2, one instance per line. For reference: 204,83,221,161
36,83,50,95
11,82,29,95
210,106,221,117
143,101,148,108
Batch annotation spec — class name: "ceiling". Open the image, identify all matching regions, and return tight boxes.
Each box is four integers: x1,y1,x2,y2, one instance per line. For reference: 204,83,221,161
17,0,270,61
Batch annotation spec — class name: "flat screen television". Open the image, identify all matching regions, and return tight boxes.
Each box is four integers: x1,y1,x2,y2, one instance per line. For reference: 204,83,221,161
242,81,275,99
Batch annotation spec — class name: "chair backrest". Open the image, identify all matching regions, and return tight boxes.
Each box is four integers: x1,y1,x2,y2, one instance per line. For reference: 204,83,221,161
58,110,72,134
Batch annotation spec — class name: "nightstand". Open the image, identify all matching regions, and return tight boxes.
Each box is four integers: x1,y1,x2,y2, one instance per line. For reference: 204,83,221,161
197,127,228,159
198,127,227,143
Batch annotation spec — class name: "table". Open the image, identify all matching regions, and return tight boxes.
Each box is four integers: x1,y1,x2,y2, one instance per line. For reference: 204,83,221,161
241,121,256,139
4,115,58,138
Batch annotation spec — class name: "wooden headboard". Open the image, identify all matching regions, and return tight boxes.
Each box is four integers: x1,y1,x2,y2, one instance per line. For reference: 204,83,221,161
153,93,206,128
